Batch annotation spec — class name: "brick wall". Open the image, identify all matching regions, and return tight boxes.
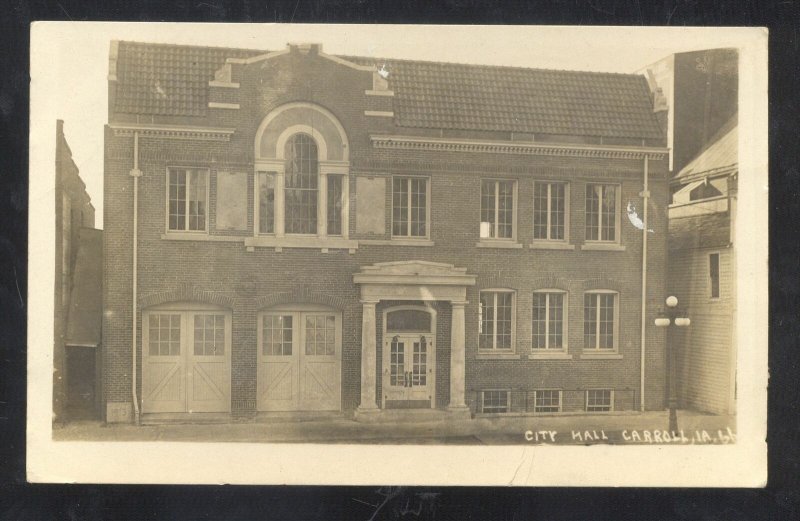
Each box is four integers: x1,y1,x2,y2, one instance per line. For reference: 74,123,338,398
103,50,669,420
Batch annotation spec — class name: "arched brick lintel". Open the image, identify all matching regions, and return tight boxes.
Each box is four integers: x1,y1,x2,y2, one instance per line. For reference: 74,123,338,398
256,288,347,311
139,283,235,310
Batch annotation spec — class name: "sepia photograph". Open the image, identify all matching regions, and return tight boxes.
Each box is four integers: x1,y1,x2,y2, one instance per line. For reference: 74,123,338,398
28,23,768,485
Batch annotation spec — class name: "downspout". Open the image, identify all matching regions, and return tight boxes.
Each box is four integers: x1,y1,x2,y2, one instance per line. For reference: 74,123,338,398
640,155,649,412
131,132,142,425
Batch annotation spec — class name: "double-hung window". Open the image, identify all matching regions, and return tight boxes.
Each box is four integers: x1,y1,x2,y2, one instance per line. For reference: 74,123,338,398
533,181,568,241
534,390,562,413
284,134,319,235
479,290,515,351
585,184,619,242
168,167,208,232
584,291,618,351
532,291,566,351
480,179,516,240
392,176,429,238
586,389,613,412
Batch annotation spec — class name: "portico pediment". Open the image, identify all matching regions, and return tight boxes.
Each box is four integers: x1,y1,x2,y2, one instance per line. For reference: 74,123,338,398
353,260,476,287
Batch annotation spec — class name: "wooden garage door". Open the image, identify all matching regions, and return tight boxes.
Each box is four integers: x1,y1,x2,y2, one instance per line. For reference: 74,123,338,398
142,306,232,414
257,307,342,412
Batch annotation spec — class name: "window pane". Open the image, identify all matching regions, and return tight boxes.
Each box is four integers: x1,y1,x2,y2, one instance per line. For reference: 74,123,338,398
258,172,275,234
412,338,427,386
390,338,404,386
168,169,186,231
386,309,432,332
482,390,509,413
188,169,207,231
480,180,496,238
392,177,409,236
548,293,563,349
264,315,293,356
550,183,565,240
532,293,547,349
584,294,597,349
535,390,561,413
598,294,615,349
327,175,343,236
479,293,495,349
710,253,720,298
495,292,513,348
587,389,612,411
285,134,318,234
194,314,225,356
585,184,601,241
410,178,427,237
533,182,549,239
149,314,180,356
601,185,616,241
497,181,514,239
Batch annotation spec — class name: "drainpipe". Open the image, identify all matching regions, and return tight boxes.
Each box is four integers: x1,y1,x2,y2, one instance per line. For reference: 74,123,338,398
640,155,649,412
130,132,142,425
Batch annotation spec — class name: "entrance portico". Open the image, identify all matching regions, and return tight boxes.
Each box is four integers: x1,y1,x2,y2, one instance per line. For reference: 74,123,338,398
353,261,476,420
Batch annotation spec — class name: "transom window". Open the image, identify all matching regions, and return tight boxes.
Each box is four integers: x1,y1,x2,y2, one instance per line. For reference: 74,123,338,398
480,179,516,239
392,176,429,238
533,181,567,241
534,390,562,413
584,291,618,351
585,184,619,242
481,390,510,413
586,389,613,412
284,134,319,234
532,291,566,350
168,168,208,231
479,290,515,350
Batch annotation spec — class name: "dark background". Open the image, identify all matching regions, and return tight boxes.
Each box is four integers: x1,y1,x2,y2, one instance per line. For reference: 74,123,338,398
1,1,798,519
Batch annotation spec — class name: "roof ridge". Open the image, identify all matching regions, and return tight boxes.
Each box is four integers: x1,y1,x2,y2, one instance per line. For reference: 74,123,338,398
117,39,265,55
340,54,648,78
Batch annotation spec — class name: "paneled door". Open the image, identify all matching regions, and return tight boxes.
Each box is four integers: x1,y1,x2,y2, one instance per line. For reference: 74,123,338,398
257,308,342,412
142,306,231,414
382,334,435,408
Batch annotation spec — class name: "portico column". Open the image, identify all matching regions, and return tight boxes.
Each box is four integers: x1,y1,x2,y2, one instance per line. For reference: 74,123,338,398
448,301,470,413
356,299,380,414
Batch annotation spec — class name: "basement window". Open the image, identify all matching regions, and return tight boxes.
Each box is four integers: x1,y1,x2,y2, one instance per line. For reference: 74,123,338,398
481,390,510,413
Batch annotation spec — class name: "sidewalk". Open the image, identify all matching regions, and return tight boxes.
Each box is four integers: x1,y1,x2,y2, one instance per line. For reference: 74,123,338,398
52,410,736,445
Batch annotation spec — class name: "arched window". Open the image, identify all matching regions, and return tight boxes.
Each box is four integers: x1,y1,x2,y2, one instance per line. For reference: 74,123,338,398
284,134,319,234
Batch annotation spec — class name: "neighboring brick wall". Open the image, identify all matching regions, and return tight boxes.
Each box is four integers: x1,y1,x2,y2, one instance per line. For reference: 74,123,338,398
103,50,669,421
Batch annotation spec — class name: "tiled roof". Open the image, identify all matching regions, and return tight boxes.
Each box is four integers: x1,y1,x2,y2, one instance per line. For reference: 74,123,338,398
676,114,738,181
113,41,664,139
113,41,262,116
668,213,730,251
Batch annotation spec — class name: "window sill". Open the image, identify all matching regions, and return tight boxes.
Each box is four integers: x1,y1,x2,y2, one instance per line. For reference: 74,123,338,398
162,232,241,242
244,236,359,252
362,238,435,247
579,352,623,360
476,240,523,249
580,243,626,252
476,352,522,360
528,241,576,250
528,352,573,360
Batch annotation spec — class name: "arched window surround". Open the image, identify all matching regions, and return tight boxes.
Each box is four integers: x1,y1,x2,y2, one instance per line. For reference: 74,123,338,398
250,103,353,248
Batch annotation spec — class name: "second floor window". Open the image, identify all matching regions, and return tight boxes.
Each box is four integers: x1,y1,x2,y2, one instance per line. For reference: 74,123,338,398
392,176,428,238
533,182,566,240
480,179,515,239
284,134,318,234
585,184,618,242
327,174,344,236
479,290,514,350
168,167,207,231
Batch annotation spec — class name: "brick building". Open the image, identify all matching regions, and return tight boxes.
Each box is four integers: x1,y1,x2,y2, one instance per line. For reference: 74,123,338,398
103,41,670,424
55,120,103,422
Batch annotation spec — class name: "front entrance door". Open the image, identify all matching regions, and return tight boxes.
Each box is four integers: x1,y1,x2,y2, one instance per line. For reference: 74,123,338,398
141,306,232,414
257,307,342,412
383,333,436,408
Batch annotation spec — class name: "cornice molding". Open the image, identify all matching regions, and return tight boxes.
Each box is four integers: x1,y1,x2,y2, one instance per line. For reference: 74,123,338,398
110,124,235,142
371,135,668,160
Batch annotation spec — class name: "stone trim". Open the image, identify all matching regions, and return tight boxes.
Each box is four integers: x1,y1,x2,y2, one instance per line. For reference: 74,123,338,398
139,283,235,309
256,288,348,310
364,110,394,118
371,135,668,160
208,102,240,110
110,124,234,142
